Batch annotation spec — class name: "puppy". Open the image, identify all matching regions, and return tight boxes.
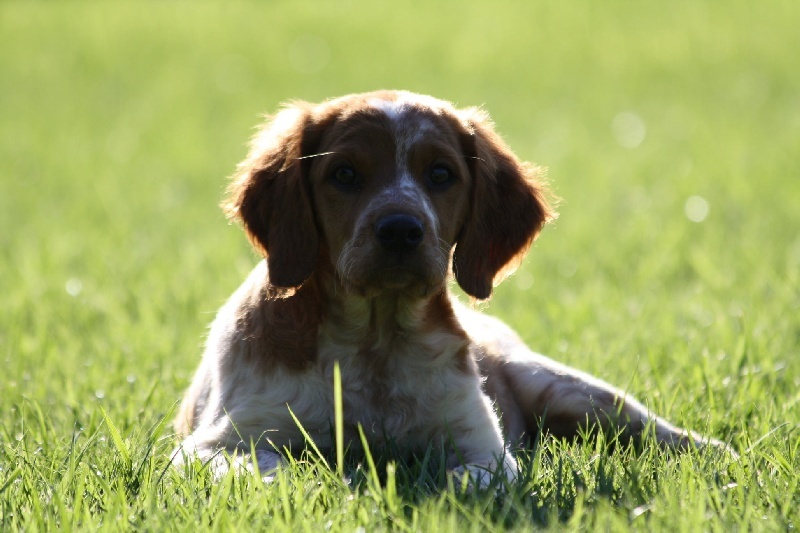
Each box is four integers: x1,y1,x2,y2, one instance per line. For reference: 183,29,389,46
173,90,731,486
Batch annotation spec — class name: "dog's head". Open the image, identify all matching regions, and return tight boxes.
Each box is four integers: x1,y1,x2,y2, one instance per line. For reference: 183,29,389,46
225,90,554,300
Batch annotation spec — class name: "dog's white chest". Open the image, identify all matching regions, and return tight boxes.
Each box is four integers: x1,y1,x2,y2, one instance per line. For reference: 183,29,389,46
286,332,468,452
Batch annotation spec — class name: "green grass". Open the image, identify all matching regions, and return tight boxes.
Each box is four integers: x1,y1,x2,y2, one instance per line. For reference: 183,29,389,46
2,0,799,530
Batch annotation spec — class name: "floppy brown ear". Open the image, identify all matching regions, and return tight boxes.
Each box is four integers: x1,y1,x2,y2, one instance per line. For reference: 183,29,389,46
224,104,320,290
453,110,555,300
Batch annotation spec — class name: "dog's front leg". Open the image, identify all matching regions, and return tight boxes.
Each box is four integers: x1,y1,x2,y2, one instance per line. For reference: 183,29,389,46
443,386,520,490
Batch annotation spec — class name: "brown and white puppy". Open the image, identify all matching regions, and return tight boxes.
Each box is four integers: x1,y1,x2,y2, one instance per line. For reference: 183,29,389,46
173,90,730,486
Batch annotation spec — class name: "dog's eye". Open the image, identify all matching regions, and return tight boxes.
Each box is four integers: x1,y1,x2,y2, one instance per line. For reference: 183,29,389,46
428,164,454,188
330,166,360,191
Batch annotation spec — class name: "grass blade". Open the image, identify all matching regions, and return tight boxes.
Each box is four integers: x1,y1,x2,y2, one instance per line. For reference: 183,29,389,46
287,406,329,470
333,361,344,479
100,406,130,467
358,424,381,490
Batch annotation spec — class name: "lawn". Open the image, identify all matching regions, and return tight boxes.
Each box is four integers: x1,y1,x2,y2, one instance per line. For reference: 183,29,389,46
1,1,799,530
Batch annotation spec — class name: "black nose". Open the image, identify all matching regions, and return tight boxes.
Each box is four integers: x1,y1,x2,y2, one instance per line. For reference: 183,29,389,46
374,214,424,252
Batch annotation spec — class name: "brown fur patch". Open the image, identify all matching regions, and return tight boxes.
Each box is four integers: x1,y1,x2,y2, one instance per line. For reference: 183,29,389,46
235,272,324,373
421,291,473,374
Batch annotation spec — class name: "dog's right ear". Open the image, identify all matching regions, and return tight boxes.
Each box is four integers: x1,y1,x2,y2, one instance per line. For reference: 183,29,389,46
224,103,321,291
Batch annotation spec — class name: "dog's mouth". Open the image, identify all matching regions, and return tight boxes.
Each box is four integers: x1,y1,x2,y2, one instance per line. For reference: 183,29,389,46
372,266,424,289
336,256,447,298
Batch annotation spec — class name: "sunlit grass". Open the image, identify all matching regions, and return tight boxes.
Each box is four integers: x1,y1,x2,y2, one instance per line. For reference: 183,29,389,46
1,0,799,530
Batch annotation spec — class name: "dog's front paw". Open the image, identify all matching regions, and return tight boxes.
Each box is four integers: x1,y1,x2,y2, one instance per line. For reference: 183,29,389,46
451,464,495,492
250,449,284,482
172,441,284,483
450,454,517,492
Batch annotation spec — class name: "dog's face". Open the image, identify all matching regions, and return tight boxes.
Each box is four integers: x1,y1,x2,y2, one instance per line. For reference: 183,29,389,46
226,91,553,300
308,95,472,296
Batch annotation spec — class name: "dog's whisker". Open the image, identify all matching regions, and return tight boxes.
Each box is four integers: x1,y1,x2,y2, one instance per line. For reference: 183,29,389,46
295,151,338,161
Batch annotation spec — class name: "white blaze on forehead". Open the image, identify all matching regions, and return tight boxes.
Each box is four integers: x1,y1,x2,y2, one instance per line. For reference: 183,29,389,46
367,96,436,176
367,92,448,122
368,97,409,122
366,95,442,232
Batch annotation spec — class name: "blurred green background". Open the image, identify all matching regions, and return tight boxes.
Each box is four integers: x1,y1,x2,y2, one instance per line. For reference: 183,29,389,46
2,0,799,487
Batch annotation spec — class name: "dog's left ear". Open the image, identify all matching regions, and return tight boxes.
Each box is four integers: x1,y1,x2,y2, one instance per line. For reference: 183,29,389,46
224,103,322,291
453,109,556,300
